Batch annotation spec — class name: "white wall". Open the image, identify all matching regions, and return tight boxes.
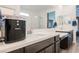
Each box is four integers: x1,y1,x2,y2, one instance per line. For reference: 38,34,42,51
39,5,76,28
0,5,76,29
3,5,75,32
39,6,56,28
0,5,20,15
55,5,76,20
0,5,42,32
21,5,76,31
20,9,42,32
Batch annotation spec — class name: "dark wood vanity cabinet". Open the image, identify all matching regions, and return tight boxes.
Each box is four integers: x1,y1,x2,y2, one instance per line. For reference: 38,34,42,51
54,35,61,53
44,44,54,53
55,41,61,53
25,35,60,53
9,35,60,53
9,48,24,53
69,31,73,46
56,30,73,49
25,37,55,53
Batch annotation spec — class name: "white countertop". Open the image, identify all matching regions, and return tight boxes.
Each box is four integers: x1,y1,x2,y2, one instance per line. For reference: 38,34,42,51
52,25,73,31
0,29,69,53
55,28,73,32
0,32,59,53
55,25,76,43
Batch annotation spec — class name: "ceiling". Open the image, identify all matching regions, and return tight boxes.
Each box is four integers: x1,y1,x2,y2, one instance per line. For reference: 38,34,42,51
20,5,55,12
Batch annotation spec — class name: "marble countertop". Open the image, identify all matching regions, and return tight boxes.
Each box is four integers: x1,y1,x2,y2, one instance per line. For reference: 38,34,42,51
0,29,69,53
55,25,73,32
0,32,59,53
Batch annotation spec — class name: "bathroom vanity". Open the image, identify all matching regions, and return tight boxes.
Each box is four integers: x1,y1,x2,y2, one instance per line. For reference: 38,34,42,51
56,29,73,49
9,32,68,53
0,28,72,53
0,32,60,53
9,34,60,53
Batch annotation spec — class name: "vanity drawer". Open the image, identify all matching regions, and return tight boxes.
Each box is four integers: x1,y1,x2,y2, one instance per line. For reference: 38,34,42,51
25,37,54,53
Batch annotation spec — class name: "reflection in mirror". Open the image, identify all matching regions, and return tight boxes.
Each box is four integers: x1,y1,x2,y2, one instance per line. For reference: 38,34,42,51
47,11,56,28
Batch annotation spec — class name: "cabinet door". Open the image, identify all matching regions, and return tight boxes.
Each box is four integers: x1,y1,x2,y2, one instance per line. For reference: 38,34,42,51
39,50,45,53
45,44,54,53
9,48,24,53
25,37,54,53
69,31,73,45
55,41,61,53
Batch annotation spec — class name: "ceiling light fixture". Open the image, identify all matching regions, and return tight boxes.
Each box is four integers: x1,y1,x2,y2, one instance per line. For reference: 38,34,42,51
20,12,29,17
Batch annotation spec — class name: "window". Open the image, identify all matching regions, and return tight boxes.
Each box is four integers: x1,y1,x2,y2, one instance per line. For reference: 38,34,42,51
47,11,56,28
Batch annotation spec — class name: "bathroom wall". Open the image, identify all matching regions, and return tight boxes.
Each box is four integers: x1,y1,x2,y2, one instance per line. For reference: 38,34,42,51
20,7,42,32
2,5,75,31
39,5,76,28
20,5,76,30
0,5,20,15
0,5,76,29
